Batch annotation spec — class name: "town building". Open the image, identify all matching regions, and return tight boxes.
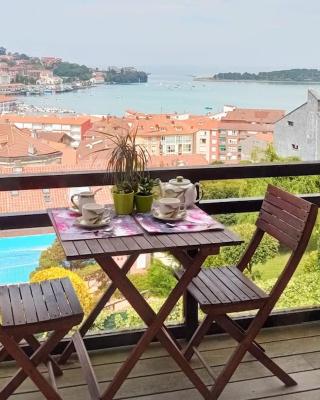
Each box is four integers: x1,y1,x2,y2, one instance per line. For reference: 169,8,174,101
0,123,63,166
0,115,93,143
274,89,320,161
0,96,17,113
0,73,11,85
241,132,273,162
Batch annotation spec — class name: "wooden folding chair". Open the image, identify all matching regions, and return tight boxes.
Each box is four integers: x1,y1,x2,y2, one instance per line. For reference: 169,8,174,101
0,277,83,400
175,184,318,399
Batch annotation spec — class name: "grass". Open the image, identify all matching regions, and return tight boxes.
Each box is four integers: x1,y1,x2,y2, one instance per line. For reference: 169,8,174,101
253,250,310,281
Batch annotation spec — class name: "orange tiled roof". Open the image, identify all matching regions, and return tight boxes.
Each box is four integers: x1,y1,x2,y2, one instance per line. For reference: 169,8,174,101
222,108,285,124
0,114,92,126
0,123,62,159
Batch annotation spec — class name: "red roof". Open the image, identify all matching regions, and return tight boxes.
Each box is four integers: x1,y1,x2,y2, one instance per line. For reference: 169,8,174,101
0,123,62,159
0,114,92,126
222,108,285,124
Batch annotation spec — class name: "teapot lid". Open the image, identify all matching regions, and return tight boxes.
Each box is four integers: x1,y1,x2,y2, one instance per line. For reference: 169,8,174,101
169,176,191,186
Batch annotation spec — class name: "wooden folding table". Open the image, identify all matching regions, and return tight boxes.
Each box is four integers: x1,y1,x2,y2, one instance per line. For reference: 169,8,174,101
48,210,241,399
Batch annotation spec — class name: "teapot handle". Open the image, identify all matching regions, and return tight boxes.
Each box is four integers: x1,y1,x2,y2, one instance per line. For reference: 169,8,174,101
71,194,79,209
194,182,203,203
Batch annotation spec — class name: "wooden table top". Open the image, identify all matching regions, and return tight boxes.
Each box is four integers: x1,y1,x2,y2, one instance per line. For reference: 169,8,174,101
48,210,242,261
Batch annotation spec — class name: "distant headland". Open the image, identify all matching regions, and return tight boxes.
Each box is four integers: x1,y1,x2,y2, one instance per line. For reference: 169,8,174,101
194,69,320,83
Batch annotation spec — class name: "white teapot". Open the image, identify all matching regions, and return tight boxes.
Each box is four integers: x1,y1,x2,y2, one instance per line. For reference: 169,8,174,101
159,176,202,208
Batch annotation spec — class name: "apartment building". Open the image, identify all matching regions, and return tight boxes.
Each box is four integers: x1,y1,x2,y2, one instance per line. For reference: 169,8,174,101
0,96,17,113
274,89,320,161
0,114,92,143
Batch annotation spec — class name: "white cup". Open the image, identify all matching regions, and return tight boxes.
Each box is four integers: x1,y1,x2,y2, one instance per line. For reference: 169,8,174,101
158,198,185,218
71,191,96,213
82,203,110,225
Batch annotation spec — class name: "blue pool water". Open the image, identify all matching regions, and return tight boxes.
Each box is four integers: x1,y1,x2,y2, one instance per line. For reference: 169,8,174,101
0,234,56,284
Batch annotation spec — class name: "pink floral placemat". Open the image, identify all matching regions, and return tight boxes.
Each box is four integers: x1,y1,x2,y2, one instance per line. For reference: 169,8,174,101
134,206,224,234
49,207,143,241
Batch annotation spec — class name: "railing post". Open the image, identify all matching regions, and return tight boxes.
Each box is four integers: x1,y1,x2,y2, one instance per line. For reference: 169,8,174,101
184,249,199,340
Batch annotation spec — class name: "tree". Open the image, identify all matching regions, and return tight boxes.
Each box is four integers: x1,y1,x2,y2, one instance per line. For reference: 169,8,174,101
34,239,89,276
203,223,279,279
53,62,92,81
0,47,6,55
30,267,93,315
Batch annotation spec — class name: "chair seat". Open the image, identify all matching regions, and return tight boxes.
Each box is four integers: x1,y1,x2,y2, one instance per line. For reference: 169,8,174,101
176,266,269,314
0,278,83,332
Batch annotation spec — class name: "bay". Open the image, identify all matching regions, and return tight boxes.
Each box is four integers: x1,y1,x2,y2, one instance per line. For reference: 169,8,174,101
19,71,320,115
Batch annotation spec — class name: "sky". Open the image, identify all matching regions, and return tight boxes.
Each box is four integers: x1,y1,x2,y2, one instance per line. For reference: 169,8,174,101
1,0,320,73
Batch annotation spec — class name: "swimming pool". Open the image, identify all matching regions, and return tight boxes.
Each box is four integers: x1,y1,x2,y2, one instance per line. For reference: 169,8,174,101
0,234,56,284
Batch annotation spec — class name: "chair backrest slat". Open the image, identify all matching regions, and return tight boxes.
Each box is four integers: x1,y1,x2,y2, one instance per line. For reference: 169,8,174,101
256,185,314,250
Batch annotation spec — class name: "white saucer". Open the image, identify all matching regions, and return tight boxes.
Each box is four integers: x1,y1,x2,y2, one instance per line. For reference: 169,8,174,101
152,208,186,222
75,217,112,229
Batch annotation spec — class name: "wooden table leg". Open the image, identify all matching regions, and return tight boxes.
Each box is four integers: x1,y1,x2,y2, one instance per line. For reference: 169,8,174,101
59,254,138,364
97,248,212,400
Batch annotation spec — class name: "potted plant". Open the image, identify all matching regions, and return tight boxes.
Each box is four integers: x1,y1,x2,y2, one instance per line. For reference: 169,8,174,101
135,175,155,213
105,127,148,215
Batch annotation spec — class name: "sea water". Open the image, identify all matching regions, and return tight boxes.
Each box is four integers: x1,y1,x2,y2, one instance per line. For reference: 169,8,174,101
0,234,56,284
20,70,320,115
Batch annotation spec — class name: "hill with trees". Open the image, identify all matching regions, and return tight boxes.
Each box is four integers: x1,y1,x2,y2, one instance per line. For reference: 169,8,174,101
198,69,320,82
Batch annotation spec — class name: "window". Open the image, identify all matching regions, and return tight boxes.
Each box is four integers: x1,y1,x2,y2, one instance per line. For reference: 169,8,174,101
200,138,206,144
228,138,237,144
166,144,176,153
182,143,191,153
292,143,299,150
211,146,216,152
229,146,238,153
11,190,19,196
219,145,226,152
288,121,294,127
212,139,217,144
227,130,238,136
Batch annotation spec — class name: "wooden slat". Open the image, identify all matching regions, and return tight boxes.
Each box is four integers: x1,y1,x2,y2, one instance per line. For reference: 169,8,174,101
262,200,305,230
221,267,262,300
268,184,311,211
256,218,298,250
155,234,175,248
197,270,231,304
73,240,92,256
189,233,211,245
191,275,220,305
168,234,188,247
0,286,14,326
259,209,301,242
133,235,153,250
60,241,79,258
174,270,210,305
19,284,38,324
29,283,50,322
205,269,242,302
108,238,128,252
142,235,164,250
8,286,25,326
264,192,308,221
178,233,200,246
60,278,83,316
50,279,73,317
121,237,141,251
209,268,250,302
201,231,223,245
85,239,104,255
40,280,61,319
229,267,269,298
97,238,116,253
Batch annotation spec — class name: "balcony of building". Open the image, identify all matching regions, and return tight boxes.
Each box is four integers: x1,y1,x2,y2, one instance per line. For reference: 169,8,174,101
1,161,320,399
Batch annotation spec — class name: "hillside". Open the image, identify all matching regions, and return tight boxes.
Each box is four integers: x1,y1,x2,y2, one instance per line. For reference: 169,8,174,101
196,69,320,82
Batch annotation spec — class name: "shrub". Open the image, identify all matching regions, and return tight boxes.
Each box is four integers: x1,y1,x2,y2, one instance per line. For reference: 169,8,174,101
147,259,176,297
30,267,93,315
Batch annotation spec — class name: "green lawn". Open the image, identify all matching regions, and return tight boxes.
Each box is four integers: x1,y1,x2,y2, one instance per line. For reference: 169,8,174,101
253,251,309,281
